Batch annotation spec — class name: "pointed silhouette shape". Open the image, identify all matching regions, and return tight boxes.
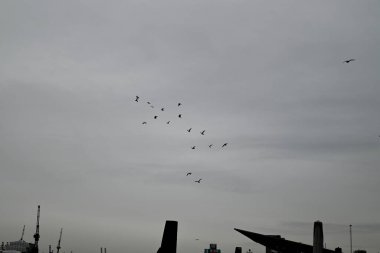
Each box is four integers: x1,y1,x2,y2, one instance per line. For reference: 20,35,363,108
343,59,355,63
157,220,178,253
186,172,192,176
208,144,213,148
187,128,192,132
167,121,171,124
191,146,196,150
178,114,182,118
142,121,147,125
178,103,182,107
135,96,139,102
154,116,158,119
222,143,228,148
195,179,202,183
147,102,151,104
200,130,205,135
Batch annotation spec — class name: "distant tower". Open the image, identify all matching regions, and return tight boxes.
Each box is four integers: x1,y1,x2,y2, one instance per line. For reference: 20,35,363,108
313,221,324,253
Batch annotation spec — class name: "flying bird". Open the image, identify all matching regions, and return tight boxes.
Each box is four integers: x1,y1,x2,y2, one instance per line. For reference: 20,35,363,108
178,114,182,118
186,172,192,176
208,144,213,148
161,108,165,111
343,59,355,63
167,121,171,124
222,143,228,148
195,239,199,241
178,103,182,106
195,179,202,183
187,128,192,132
142,121,147,125
135,96,139,102
154,116,158,119
191,146,196,150
147,102,151,104
200,130,205,135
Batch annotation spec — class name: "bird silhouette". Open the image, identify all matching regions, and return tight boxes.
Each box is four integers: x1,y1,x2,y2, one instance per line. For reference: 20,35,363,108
343,59,355,63
191,146,196,150
154,116,158,119
200,130,205,135
142,121,147,125
135,96,139,102
167,121,170,124
161,108,165,111
195,239,199,241
187,128,192,132
147,102,151,104
222,143,228,147
186,172,192,176
178,103,182,106
178,114,182,118
208,144,213,148
195,179,202,183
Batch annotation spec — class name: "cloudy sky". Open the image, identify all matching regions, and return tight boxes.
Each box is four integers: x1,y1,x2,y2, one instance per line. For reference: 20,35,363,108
1,1,380,253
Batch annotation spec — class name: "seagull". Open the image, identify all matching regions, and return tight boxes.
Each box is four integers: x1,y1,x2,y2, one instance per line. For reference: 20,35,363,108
187,128,192,132
154,116,158,119
200,130,205,135
142,121,147,125
186,172,192,176
195,179,202,183
161,108,165,111
222,143,228,148
208,144,213,148
147,102,151,104
191,146,196,150
178,103,182,106
178,114,182,118
135,96,139,102
343,59,355,63
167,121,170,124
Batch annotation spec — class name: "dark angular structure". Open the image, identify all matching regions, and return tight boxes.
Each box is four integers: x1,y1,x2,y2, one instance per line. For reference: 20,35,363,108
235,228,340,253
157,220,178,253
235,247,242,253
313,221,324,253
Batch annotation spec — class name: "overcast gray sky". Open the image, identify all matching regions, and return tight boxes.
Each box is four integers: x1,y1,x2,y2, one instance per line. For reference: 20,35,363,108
1,1,380,253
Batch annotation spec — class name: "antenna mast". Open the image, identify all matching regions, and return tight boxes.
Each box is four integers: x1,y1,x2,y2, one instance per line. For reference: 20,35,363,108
349,224,352,253
56,228,63,253
20,225,26,241
33,205,41,252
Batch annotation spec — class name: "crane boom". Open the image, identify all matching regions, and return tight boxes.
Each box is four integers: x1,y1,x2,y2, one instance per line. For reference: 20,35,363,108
56,228,63,253
20,225,25,241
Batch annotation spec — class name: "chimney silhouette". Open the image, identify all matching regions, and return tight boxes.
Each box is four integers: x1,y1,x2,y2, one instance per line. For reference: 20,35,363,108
313,221,324,253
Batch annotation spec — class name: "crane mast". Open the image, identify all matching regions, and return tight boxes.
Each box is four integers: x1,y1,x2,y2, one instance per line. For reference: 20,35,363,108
56,228,63,253
33,206,40,249
20,225,25,241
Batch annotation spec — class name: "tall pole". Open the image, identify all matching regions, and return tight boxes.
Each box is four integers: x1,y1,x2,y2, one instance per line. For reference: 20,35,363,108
57,228,63,253
33,205,41,253
21,225,26,241
349,224,352,253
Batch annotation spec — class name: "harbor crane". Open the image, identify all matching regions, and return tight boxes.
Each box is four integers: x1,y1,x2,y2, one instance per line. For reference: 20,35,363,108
56,228,63,253
20,225,25,241
33,205,40,253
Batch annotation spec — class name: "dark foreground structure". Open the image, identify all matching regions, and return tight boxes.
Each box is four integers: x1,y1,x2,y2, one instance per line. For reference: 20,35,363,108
157,221,178,253
235,226,342,253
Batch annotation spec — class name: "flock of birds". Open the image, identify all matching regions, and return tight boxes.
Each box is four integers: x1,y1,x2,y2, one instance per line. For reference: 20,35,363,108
134,95,229,184
133,59,358,184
